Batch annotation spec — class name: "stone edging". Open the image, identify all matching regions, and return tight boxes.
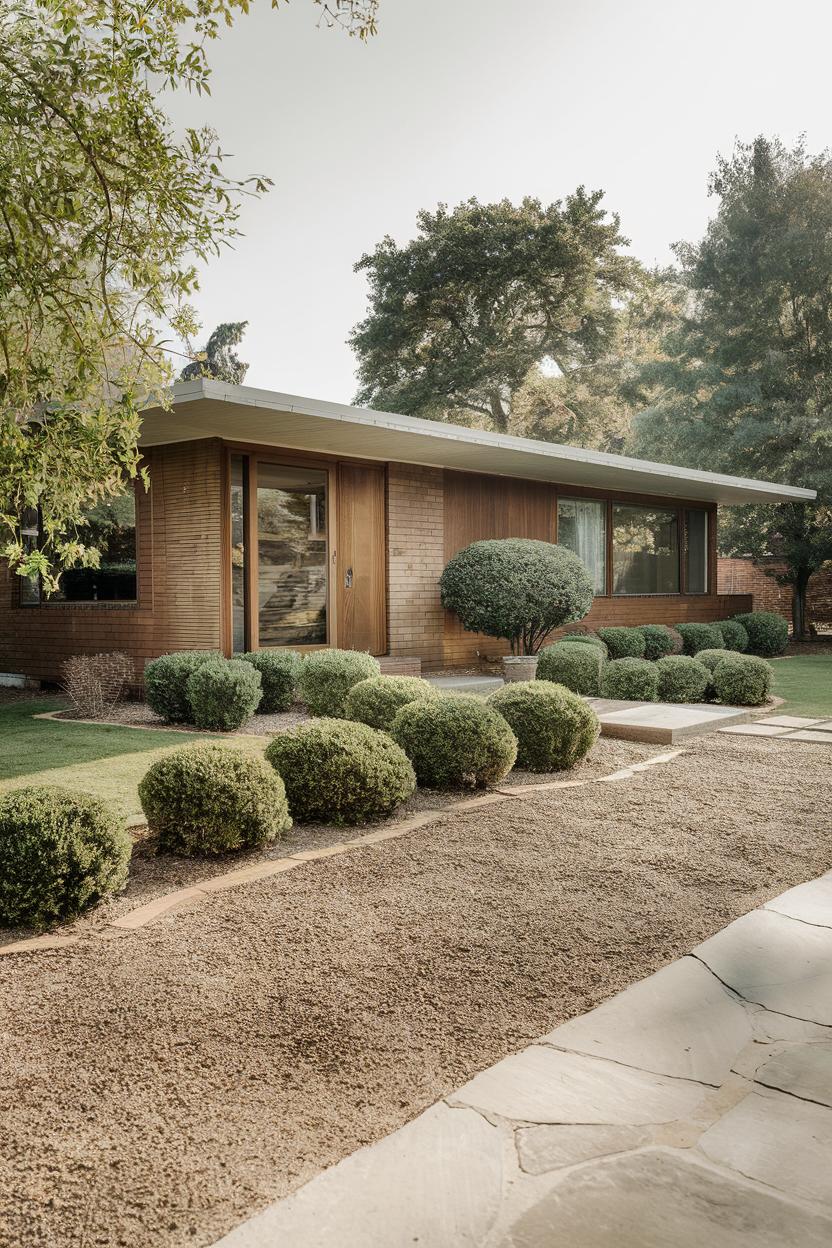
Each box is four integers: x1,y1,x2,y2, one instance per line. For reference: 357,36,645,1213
0,749,684,957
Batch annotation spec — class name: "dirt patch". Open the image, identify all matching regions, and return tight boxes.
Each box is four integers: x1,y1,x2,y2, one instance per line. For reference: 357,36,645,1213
1,733,830,1248
57,699,312,736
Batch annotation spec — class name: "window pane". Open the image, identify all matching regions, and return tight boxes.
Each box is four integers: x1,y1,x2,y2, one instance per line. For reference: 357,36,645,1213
19,507,41,605
612,504,679,595
686,509,708,594
257,464,327,646
231,456,247,652
557,498,606,593
54,491,137,601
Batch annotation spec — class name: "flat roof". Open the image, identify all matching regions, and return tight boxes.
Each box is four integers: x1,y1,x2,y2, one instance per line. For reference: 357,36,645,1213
139,379,816,506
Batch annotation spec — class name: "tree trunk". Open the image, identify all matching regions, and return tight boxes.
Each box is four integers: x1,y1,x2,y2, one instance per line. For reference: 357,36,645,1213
792,567,811,639
489,391,509,432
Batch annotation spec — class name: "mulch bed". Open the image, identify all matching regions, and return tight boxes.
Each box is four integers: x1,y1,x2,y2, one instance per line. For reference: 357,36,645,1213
1,732,830,1248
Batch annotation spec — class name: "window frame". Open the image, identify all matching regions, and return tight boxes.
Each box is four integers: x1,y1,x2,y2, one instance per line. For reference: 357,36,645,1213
556,495,608,596
610,500,682,598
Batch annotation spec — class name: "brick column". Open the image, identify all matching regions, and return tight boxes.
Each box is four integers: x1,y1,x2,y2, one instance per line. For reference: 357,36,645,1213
386,464,445,668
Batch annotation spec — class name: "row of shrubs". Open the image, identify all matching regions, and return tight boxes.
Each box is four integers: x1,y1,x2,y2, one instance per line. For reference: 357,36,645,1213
571,611,787,662
1,673,603,927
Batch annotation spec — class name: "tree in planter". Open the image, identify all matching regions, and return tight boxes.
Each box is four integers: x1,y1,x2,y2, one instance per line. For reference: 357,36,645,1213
439,539,594,656
630,137,832,637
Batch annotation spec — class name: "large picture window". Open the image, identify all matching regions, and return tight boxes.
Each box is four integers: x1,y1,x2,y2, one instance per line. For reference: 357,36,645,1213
612,504,679,595
557,497,607,593
53,490,137,602
230,455,248,652
686,509,708,594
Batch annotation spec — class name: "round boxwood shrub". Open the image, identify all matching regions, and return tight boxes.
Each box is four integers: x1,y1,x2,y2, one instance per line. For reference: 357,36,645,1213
239,650,300,713
638,624,676,661
439,539,594,654
344,675,436,731
186,658,262,731
695,648,737,674
558,632,609,656
0,787,131,927
733,611,789,657
666,626,685,655
716,619,749,653
139,744,291,854
487,681,599,772
391,695,517,790
601,657,659,702
265,719,415,824
144,649,222,723
675,622,724,656
655,655,710,703
297,649,381,717
537,641,604,696
711,654,772,707
596,626,647,659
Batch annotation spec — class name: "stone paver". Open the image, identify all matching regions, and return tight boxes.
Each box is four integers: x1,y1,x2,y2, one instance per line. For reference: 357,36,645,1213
719,722,788,737
212,871,832,1248
784,729,832,742
763,715,823,728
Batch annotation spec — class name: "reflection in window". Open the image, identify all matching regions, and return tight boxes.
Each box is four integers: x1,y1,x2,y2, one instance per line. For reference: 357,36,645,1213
686,509,708,594
612,504,679,595
557,497,606,593
257,464,327,646
230,456,247,652
54,490,137,601
19,507,41,605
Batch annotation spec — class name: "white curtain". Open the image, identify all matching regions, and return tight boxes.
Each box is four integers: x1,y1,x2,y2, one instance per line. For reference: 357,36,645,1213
560,499,606,593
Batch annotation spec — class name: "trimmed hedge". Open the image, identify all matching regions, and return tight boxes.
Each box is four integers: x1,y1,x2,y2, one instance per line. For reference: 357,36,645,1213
186,659,262,731
695,648,738,674
733,611,789,657
638,624,676,661
298,649,381,717
717,619,749,653
239,650,300,713
675,622,724,656
344,675,435,731
655,655,710,703
596,627,646,659
391,695,517,790
0,787,130,926
536,641,604,696
601,657,659,702
144,649,221,723
711,654,772,707
558,632,609,656
139,744,291,854
488,681,599,772
265,719,415,824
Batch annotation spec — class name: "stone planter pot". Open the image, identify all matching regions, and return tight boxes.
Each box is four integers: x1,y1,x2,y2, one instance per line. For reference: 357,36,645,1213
502,655,538,683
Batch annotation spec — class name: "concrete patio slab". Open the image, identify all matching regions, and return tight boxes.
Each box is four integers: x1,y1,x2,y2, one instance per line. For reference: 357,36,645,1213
764,873,832,927
763,715,824,728
784,729,832,742
590,700,754,744
426,675,503,695
694,908,832,1025
542,955,751,1085
719,722,789,736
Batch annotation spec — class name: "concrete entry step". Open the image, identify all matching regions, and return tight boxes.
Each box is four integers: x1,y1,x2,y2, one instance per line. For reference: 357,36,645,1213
586,699,756,744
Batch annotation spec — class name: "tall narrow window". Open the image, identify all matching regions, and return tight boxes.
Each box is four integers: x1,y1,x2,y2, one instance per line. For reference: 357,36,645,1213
19,507,41,605
53,490,137,601
230,455,247,652
612,504,679,595
557,497,606,593
686,509,708,594
257,464,327,647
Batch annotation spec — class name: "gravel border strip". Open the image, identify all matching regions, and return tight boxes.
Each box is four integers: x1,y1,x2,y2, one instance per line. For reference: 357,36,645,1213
0,751,684,957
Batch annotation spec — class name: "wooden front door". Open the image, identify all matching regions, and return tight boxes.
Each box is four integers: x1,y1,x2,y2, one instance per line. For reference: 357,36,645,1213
336,463,387,654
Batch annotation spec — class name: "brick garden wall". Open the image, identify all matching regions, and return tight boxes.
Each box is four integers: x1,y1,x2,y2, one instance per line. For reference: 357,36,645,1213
717,557,832,630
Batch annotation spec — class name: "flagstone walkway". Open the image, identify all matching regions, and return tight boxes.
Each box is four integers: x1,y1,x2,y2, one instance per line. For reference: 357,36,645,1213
721,714,832,743
213,870,832,1248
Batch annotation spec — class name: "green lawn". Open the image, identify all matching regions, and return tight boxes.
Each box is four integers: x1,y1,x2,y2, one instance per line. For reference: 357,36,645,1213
0,699,266,821
769,655,832,719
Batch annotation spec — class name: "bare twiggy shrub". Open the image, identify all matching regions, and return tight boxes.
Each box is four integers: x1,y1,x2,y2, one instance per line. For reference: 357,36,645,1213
61,652,134,719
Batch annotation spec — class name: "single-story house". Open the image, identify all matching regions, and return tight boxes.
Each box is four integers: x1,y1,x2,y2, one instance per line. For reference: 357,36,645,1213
2,378,816,683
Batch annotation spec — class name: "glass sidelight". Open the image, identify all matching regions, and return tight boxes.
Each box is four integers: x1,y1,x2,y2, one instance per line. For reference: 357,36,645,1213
257,463,328,646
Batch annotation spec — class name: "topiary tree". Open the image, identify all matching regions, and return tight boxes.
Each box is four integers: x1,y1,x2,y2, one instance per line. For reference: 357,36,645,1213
344,675,436,731
0,787,131,926
601,658,659,702
297,649,381,717
733,611,789,657
186,659,262,731
439,539,594,655
717,619,749,653
637,624,676,661
391,694,517,789
487,682,599,771
596,626,646,659
139,744,291,854
711,654,773,706
655,655,710,703
265,719,416,824
675,622,724,656
239,650,301,713
144,650,222,723
536,641,605,696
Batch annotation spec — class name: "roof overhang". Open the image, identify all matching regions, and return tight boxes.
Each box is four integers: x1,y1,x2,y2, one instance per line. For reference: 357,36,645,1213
138,380,817,507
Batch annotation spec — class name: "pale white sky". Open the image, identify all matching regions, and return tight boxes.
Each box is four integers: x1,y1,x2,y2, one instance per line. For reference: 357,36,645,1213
166,0,832,402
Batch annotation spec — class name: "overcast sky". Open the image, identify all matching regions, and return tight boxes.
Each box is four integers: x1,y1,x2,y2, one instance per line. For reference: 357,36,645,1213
166,0,832,403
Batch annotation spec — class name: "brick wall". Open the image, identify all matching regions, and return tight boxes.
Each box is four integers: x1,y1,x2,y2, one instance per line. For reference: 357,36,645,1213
718,557,832,629
386,464,446,668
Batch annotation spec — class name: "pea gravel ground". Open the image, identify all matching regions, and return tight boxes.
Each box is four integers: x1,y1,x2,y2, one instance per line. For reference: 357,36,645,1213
1,733,831,1248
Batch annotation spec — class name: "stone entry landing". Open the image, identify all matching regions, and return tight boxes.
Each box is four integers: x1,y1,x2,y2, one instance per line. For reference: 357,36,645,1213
588,699,755,744
212,871,832,1248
